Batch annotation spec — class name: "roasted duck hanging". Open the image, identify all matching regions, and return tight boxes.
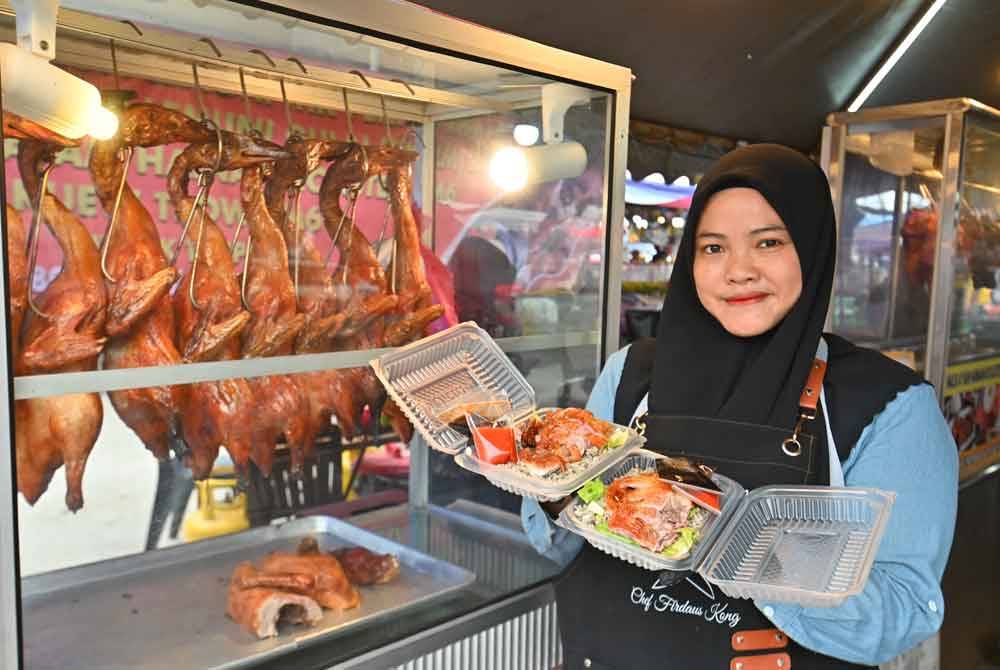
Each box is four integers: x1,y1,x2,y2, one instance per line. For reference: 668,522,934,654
89,103,218,461
166,129,284,477
15,139,108,511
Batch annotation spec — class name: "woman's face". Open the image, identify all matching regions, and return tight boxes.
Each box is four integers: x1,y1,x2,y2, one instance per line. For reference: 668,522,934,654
692,188,802,337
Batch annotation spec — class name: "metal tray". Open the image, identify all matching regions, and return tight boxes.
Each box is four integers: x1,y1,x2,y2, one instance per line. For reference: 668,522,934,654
21,516,476,670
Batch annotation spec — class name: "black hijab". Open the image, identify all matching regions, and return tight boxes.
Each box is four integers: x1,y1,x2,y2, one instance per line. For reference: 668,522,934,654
647,144,923,442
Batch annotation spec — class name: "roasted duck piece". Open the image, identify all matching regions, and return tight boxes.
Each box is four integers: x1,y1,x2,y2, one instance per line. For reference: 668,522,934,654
330,547,401,586
605,472,693,552
298,536,400,585
227,562,322,639
257,549,361,611
90,103,216,460
16,139,107,511
6,205,28,365
167,132,284,477
239,161,315,472
518,408,614,477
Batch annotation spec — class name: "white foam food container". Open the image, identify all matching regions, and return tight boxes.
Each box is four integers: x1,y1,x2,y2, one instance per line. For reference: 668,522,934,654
557,450,895,608
371,322,643,498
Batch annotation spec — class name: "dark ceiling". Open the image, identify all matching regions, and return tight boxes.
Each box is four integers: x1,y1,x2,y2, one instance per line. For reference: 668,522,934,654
413,0,1000,151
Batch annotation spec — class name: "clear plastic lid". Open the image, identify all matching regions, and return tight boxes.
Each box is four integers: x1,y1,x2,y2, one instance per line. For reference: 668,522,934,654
556,450,744,571
557,450,896,607
699,486,895,608
370,322,535,454
453,409,645,501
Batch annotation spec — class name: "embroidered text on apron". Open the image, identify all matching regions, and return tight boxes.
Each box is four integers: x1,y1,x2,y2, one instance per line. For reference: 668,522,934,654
555,340,871,670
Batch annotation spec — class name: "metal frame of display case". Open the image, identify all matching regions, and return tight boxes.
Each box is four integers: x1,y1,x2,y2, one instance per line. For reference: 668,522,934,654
823,98,1000,490
0,1,632,667
823,99,1000,395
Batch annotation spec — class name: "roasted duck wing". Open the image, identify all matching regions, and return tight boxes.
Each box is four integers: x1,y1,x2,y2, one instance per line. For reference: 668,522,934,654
167,133,284,477
239,161,314,472
16,140,107,511
90,104,216,460
227,562,322,639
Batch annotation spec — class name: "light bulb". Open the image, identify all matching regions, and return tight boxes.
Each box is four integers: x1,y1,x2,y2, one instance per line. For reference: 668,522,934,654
656,215,666,224
89,106,119,140
513,123,539,146
671,216,686,229
631,214,642,225
489,147,529,192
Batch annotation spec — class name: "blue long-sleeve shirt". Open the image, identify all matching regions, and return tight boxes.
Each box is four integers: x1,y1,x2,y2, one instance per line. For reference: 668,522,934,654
521,346,958,666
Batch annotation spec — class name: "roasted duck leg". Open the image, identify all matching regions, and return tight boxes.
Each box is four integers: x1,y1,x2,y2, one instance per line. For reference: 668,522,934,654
385,164,435,315
90,103,216,460
16,140,108,511
167,133,284,477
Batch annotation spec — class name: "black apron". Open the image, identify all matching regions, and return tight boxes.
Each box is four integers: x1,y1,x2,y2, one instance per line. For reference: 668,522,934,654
555,342,873,670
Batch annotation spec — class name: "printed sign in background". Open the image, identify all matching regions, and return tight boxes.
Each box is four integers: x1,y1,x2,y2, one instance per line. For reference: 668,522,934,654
942,355,1000,482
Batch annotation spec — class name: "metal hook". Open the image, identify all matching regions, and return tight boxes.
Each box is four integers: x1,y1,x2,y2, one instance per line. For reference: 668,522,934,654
188,202,208,309
279,78,297,141
171,121,222,265
230,212,246,255
379,96,393,148
240,234,253,310
198,37,222,58
191,62,207,122
390,78,416,96
286,57,308,74
26,161,54,318
289,181,304,297
349,69,372,89
248,48,276,68
237,68,261,138
341,88,355,143
100,146,134,282
120,19,143,36
109,39,121,91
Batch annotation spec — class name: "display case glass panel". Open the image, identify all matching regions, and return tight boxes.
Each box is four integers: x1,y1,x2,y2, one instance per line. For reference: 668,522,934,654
2,0,620,666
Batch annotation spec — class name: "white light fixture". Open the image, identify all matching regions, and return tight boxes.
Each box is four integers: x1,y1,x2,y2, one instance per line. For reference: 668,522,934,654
513,123,539,146
490,83,590,192
847,0,948,112
656,215,666,224
4,0,119,140
631,214,642,225
671,216,686,229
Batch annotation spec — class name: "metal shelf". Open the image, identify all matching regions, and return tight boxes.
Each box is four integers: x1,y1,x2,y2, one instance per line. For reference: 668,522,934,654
0,3,515,125
13,330,600,399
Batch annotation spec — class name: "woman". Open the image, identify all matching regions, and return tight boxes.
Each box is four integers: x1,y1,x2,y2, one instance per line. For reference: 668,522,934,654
523,144,957,669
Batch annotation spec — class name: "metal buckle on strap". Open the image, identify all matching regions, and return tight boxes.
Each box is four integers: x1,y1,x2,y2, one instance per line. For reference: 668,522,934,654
631,411,647,437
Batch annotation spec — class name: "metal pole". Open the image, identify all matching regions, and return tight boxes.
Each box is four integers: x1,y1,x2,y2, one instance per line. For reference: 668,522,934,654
408,433,430,553
0,202,22,670
885,175,907,340
925,111,966,396
602,89,631,365
821,123,847,332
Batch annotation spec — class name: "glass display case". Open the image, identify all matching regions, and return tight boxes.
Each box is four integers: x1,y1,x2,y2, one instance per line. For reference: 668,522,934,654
0,1,632,668
823,98,1000,485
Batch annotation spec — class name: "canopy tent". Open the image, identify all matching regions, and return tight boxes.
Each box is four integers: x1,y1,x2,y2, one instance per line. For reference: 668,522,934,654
412,0,1000,151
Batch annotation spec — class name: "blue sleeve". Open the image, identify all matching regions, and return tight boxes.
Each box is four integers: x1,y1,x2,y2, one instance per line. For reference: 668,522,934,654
758,384,958,665
520,346,631,562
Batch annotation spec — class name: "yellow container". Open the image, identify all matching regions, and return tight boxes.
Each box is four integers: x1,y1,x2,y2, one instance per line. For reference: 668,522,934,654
180,469,249,542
